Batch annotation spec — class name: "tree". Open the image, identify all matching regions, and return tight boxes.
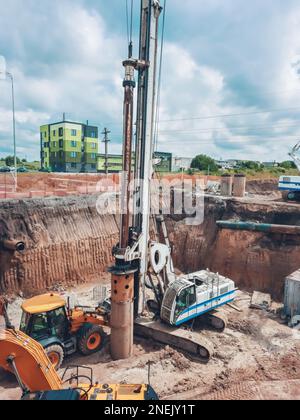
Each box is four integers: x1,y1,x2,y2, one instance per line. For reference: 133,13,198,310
242,161,261,170
191,155,218,172
5,156,21,166
280,161,296,170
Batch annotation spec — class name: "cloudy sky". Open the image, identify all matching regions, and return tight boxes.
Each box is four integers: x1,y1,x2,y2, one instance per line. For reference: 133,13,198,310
1,0,300,162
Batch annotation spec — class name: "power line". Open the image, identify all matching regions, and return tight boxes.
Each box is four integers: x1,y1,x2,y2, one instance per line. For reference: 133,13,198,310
107,120,300,138
159,138,300,145
158,106,300,123
98,106,300,128
159,120,300,135
157,134,300,144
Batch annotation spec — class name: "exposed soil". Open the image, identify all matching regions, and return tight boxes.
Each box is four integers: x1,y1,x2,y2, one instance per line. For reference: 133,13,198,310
0,179,300,400
0,192,299,299
1,285,299,401
246,178,281,199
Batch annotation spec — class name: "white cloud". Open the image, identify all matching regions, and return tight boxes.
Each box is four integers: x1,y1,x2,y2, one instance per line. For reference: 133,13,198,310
1,0,300,162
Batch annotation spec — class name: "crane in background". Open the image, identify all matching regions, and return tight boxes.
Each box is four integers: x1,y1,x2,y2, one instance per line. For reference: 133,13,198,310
279,141,300,201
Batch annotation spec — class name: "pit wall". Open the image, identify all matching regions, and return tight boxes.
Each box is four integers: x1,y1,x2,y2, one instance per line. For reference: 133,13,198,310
0,196,119,295
168,199,300,300
0,195,299,300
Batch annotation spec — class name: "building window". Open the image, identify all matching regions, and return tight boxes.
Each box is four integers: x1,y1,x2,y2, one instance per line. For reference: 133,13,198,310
91,153,96,159
52,141,57,147
71,129,77,136
91,143,97,149
44,142,49,148
53,130,56,137
59,140,63,148
71,141,77,148
91,164,96,169
71,163,77,169
44,132,47,139
59,128,63,137
90,132,96,138
71,152,77,158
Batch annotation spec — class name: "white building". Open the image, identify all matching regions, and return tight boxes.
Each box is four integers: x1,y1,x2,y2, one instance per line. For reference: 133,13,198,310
172,157,193,172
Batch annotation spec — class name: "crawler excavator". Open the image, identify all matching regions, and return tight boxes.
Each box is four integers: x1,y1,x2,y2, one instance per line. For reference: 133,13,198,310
0,297,158,401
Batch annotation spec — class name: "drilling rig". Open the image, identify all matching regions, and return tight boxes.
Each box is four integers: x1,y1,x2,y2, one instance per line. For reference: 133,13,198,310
110,0,236,362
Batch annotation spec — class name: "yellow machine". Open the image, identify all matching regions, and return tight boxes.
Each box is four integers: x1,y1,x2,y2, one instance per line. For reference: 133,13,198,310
20,293,110,369
0,297,158,401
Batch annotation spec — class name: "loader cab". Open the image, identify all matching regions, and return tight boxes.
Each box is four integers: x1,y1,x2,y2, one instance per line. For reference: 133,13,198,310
20,294,70,342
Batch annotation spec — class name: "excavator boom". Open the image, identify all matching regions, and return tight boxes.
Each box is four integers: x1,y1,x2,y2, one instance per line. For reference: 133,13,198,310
0,328,62,393
289,140,300,172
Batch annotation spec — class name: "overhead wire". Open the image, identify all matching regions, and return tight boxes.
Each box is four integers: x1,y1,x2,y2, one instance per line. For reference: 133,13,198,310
158,106,300,123
100,105,300,128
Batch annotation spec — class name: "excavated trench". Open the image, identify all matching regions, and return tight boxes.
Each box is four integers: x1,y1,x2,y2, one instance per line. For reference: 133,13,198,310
0,192,299,300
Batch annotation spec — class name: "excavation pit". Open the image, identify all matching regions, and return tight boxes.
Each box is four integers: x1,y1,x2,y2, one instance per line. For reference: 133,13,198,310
0,178,300,400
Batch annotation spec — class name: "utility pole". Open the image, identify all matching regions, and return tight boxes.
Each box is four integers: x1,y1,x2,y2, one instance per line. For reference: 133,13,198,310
0,71,17,191
10,73,17,191
102,128,111,175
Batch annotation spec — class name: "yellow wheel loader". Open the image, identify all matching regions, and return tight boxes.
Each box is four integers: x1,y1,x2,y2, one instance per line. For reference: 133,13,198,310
0,297,158,401
19,293,110,369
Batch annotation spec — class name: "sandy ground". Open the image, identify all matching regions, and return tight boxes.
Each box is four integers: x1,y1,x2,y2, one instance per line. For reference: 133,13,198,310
0,282,300,401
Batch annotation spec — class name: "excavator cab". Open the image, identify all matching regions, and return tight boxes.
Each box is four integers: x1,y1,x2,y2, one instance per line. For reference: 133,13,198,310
175,286,197,320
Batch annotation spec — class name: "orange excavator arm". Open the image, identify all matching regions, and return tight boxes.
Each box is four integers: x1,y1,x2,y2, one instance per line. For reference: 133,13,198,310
0,328,62,393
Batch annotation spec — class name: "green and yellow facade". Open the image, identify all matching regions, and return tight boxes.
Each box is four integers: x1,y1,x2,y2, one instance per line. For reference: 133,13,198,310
97,152,172,173
97,154,135,172
40,121,99,173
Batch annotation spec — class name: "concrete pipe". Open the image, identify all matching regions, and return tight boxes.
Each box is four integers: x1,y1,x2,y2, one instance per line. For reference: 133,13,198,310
1,240,26,252
220,174,233,197
110,271,135,360
232,174,246,198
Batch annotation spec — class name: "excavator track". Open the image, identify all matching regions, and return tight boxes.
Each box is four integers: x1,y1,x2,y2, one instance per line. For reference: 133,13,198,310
135,317,214,362
204,310,228,332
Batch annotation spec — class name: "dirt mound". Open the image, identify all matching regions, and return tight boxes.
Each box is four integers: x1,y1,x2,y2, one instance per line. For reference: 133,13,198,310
246,178,280,197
